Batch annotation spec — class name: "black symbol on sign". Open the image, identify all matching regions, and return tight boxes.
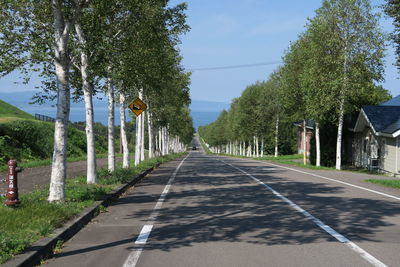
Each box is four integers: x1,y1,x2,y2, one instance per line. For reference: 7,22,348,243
132,105,141,110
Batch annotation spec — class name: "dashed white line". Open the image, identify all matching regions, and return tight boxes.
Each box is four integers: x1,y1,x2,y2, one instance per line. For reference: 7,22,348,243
220,159,387,267
122,154,190,267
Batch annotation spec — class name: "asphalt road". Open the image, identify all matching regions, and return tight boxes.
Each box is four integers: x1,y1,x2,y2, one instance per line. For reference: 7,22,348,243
43,138,400,266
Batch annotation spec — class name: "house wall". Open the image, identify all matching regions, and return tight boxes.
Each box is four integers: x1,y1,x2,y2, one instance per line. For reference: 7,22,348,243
353,129,400,174
297,127,313,156
353,132,362,167
380,137,398,174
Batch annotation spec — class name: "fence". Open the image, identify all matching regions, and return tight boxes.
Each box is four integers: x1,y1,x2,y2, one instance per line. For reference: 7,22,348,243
35,113,55,122
34,113,107,137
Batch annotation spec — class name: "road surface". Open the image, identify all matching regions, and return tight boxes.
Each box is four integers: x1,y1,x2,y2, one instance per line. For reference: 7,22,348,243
43,137,400,266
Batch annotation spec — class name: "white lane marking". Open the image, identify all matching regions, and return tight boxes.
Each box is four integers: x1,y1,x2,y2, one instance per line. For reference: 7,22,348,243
135,225,153,245
122,154,189,267
259,161,400,202
220,159,387,267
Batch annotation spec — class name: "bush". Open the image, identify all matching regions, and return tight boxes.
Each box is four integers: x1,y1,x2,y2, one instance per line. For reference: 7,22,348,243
0,120,108,164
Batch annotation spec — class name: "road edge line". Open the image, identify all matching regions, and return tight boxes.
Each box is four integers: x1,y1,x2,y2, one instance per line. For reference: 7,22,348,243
2,162,163,267
220,159,387,267
122,153,190,267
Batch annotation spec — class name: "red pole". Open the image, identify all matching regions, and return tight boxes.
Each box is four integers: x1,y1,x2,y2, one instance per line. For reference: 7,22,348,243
5,160,21,207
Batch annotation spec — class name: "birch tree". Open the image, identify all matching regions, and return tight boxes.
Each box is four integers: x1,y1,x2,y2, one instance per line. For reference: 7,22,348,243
311,0,385,170
0,0,87,202
384,0,400,71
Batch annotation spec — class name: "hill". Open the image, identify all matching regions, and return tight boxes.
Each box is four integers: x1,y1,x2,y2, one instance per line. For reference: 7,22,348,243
0,99,34,123
0,99,107,164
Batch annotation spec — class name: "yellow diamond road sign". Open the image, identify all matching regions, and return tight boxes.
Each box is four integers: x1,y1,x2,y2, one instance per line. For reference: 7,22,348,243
128,98,147,117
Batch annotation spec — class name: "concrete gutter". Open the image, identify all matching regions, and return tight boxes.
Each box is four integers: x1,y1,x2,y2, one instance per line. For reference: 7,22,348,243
2,164,160,267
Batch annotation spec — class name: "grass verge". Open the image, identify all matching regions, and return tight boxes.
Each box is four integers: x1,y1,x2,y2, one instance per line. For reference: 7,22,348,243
365,179,400,189
0,153,130,173
0,152,185,264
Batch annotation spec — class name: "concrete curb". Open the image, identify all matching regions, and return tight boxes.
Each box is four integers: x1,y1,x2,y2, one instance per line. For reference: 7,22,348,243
2,163,160,267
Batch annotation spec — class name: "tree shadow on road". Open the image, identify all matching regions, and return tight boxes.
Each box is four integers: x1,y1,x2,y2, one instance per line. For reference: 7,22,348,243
123,153,400,252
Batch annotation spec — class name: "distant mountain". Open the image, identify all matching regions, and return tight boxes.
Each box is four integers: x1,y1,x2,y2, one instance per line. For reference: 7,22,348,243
0,91,127,125
0,91,229,129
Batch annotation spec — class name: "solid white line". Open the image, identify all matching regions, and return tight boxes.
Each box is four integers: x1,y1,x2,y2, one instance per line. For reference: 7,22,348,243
260,161,400,201
135,225,153,245
220,159,387,267
122,154,190,267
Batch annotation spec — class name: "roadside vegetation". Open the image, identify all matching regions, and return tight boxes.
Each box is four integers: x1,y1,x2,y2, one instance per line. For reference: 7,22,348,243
365,179,400,189
0,153,185,264
0,0,194,203
0,119,107,165
199,0,396,172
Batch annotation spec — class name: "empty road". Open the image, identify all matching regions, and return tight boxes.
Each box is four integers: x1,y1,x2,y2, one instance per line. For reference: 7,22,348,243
44,138,400,267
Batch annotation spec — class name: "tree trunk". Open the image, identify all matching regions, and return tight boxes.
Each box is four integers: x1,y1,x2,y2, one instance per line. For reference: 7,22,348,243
275,116,279,157
256,136,259,157
134,108,142,165
140,109,145,161
75,22,96,184
336,98,345,170
48,0,76,202
147,111,154,159
316,122,321,167
155,129,159,157
120,92,129,168
303,119,307,165
336,42,349,170
107,73,115,172
261,136,264,157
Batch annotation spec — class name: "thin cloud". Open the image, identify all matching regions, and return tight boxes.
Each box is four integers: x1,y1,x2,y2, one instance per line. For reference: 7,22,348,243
195,14,240,36
249,17,306,35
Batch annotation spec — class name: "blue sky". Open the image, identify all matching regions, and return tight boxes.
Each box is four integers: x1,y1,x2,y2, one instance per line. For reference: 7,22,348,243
0,0,398,105
171,0,398,102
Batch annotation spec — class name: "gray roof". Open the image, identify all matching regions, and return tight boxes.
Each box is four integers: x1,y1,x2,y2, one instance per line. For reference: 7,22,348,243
380,95,400,106
363,105,400,134
293,119,315,129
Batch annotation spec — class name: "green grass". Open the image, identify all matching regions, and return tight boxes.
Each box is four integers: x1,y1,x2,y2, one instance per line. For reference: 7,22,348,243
258,154,303,161
0,152,185,264
0,99,34,121
273,160,334,170
365,179,400,189
0,153,130,172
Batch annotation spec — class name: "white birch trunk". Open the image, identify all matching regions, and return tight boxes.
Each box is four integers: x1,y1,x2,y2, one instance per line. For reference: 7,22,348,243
336,42,348,170
159,129,162,156
107,73,115,172
336,99,345,170
253,136,256,157
261,136,264,158
303,119,307,165
75,22,96,184
120,92,130,168
134,110,142,165
256,136,259,157
155,130,159,157
275,116,279,157
148,111,154,159
48,0,76,202
161,127,165,155
141,112,145,160
316,122,321,167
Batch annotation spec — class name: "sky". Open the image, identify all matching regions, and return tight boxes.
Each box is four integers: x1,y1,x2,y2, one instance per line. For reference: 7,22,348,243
0,0,398,105
171,0,398,103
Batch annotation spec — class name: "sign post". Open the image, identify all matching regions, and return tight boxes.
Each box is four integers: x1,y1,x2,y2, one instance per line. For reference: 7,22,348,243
5,160,22,207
